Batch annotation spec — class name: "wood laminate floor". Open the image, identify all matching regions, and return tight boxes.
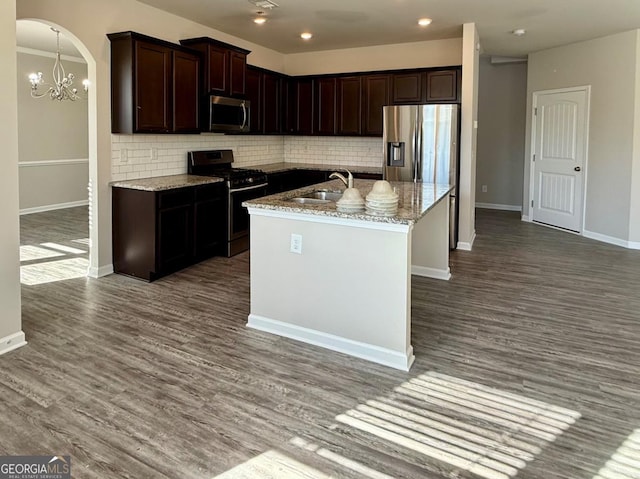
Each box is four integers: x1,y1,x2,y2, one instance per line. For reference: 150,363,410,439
2,206,639,479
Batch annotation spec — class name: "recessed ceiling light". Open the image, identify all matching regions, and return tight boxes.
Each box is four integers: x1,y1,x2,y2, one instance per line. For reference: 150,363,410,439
300,32,313,40
418,18,432,27
512,28,526,36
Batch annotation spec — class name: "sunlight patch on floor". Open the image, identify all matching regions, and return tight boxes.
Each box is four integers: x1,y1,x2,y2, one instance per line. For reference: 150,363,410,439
336,371,580,479
212,450,328,478
593,429,640,479
290,437,395,479
21,257,89,286
41,242,87,254
72,237,90,246
20,245,64,262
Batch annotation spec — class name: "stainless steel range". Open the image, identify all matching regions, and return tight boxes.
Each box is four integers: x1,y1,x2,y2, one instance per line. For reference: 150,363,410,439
188,149,267,257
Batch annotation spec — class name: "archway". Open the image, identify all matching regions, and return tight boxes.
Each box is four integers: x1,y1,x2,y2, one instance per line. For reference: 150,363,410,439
16,18,99,279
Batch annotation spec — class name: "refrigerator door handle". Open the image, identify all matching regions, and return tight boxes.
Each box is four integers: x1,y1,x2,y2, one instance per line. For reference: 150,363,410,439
413,112,420,181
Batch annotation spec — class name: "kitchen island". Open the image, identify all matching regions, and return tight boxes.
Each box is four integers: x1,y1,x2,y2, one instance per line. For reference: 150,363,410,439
244,179,453,371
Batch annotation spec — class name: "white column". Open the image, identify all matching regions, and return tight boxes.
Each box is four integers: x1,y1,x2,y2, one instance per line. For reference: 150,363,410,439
0,0,26,355
458,23,480,250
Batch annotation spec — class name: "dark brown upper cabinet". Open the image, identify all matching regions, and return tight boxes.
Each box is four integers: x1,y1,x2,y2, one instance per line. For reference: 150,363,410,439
361,74,390,136
245,66,283,134
172,50,200,133
425,69,459,102
315,77,337,135
108,31,200,134
179,37,250,98
245,67,262,133
392,71,425,104
262,71,282,134
284,77,314,135
337,76,362,135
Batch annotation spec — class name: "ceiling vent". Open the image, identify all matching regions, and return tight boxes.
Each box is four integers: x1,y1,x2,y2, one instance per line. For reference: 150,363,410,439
248,0,279,9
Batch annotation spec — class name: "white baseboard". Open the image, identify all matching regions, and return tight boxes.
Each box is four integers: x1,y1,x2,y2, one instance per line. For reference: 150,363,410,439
88,264,114,278
476,202,522,212
0,331,27,356
583,230,640,250
412,265,451,280
521,215,531,222
457,231,476,251
247,314,415,371
20,200,89,216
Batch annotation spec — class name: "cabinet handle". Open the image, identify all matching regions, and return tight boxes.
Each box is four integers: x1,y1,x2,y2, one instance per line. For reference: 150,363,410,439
137,106,142,110
574,166,581,172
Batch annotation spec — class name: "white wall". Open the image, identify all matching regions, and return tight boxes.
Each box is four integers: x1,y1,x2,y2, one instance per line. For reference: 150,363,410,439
525,30,639,242
0,0,23,349
458,23,480,250
17,50,89,211
476,57,527,210
284,38,462,76
631,33,640,245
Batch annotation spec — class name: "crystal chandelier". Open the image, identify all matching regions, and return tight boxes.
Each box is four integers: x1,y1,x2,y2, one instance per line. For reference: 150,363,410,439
28,27,89,101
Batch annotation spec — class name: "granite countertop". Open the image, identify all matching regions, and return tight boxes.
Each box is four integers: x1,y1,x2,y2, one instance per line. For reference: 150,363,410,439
258,162,382,176
244,179,453,225
110,174,224,192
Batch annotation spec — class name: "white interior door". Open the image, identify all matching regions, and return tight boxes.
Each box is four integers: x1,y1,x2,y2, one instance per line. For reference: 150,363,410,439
531,87,589,232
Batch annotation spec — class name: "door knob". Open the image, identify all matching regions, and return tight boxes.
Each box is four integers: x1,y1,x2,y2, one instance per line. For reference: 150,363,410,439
574,166,581,172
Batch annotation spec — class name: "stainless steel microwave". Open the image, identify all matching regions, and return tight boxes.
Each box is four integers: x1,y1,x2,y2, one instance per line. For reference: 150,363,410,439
208,95,250,133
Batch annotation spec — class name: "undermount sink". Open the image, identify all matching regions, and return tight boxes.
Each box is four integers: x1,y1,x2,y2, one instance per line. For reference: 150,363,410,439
289,189,343,204
290,197,331,205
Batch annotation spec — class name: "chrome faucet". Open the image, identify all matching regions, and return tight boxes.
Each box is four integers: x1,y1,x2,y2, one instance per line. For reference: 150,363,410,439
329,169,354,188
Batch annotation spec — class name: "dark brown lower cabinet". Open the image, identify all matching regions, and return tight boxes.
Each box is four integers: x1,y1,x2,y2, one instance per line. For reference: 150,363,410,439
113,182,226,281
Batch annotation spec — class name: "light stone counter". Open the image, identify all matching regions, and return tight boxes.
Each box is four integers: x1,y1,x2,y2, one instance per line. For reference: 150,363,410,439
110,174,224,192
244,179,453,225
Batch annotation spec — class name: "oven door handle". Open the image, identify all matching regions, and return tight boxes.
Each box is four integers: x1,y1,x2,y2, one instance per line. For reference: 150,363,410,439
229,183,267,194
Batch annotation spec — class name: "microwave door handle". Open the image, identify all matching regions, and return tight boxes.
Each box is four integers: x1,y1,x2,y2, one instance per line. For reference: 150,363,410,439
241,102,247,130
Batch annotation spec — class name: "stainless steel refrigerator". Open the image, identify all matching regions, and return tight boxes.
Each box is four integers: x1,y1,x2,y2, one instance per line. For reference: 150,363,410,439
383,104,460,249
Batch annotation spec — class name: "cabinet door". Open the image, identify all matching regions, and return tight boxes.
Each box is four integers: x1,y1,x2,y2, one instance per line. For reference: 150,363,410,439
262,72,281,134
337,76,362,135
135,41,171,132
207,45,229,94
362,74,390,136
315,77,337,135
392,72,425,104
246,67,262,133
426,69,459,102
229,51,247,97
172,50,200,133
157,205,192,273
193,185,226,259
296,78,314,135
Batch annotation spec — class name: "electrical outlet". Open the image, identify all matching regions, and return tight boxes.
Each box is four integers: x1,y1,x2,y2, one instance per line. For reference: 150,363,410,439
290,234,302,254
481,185,488,193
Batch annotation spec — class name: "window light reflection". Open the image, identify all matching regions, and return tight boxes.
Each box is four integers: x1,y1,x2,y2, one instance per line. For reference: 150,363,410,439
336,371,580,479
593,429,640,479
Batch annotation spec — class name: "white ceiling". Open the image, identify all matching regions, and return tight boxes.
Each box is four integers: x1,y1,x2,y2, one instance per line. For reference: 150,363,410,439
16,20,83,58
134,0,640,56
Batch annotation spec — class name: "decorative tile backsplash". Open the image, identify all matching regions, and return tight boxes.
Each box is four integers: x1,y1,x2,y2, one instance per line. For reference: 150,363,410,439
111,134,383,181
284,136,382,168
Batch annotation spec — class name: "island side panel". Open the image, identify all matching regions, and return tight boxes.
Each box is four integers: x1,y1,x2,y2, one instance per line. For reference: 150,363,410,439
248,213,414,370
411,196,451,280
